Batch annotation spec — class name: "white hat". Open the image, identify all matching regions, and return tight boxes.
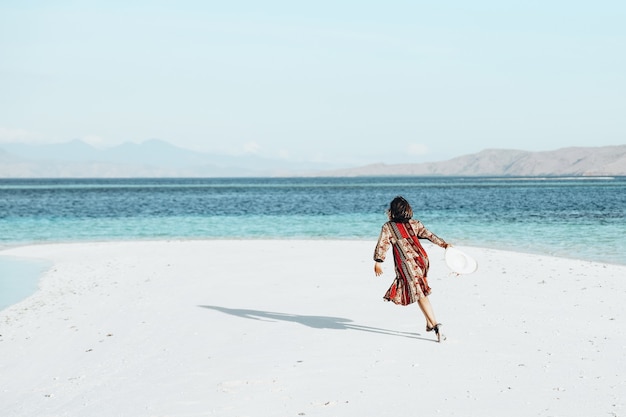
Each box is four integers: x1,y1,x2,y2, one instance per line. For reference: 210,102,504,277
445,247,478,274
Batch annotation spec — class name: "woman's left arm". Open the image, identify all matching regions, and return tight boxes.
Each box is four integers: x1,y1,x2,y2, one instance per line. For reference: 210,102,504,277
373,223,392,276
373,223,392,262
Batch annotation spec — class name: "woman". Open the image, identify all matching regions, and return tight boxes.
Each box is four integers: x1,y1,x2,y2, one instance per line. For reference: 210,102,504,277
373,196,450,342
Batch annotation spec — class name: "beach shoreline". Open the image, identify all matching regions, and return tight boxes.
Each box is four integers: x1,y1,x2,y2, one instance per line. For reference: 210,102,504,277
1,239,625,416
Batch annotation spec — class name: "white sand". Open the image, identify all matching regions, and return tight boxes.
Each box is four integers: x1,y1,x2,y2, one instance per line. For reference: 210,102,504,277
1,239,625,417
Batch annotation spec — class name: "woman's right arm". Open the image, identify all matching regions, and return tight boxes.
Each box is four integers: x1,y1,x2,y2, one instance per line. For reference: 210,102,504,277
412,220,449,248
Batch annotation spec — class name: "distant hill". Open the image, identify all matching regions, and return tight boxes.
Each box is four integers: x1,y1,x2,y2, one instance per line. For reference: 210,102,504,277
321,146,626,177
0,139,335,178
1,142,624,177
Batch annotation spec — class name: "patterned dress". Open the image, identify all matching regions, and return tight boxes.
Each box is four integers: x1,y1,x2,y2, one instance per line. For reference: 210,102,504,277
374,219,448,305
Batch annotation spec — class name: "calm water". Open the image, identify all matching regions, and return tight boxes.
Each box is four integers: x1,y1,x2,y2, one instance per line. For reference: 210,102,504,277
1,176,625,309
1,176,625,262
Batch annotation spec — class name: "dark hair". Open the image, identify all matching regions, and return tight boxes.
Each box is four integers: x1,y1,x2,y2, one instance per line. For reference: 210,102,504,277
388,196,413,222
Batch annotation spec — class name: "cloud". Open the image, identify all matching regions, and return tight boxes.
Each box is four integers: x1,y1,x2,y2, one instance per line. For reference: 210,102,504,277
406,143,429,156
243,141,261,154
0,127,39,143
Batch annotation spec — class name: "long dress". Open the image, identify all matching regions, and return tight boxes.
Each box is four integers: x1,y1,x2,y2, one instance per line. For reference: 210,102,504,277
373,219,448,306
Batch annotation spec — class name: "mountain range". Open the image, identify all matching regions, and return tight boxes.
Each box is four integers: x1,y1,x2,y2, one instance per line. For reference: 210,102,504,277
0,139,334,177
0,140,625,177
323,145,626,177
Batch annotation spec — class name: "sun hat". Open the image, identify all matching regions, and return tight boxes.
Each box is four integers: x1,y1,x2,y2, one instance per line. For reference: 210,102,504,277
445,247,478,274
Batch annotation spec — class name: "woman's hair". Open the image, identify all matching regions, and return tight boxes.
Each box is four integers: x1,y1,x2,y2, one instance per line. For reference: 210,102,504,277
388,196,413,222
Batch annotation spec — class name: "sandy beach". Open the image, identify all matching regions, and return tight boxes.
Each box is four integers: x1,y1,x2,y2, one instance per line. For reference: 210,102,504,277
1,239,625,417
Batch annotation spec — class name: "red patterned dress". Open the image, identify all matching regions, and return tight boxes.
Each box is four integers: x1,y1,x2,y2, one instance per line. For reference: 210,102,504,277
374,219,448,305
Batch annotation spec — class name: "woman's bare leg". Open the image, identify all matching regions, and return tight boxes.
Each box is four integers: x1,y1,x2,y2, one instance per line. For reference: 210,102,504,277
418,296,443,342
417,296,437,329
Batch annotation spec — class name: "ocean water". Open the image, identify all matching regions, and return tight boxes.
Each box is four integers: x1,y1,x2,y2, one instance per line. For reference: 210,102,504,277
1,176,625,309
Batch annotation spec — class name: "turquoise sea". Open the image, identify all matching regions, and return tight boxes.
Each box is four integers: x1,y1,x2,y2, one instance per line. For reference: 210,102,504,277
1,176,625,309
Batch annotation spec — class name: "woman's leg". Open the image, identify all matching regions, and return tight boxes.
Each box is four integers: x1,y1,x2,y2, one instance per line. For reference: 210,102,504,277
418,296,443,342
417,296,437,329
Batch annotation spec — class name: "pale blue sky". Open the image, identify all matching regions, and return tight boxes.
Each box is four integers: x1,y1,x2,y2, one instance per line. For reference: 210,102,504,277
1,1,624,166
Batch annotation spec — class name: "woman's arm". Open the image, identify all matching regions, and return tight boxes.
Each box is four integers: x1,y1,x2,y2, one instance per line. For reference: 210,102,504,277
373,224,391,276
412,220,449,248
373,222,392,263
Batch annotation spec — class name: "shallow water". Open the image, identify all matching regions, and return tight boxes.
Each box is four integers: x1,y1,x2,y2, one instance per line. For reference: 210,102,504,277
1,176,624,264
2,176,624,310
0,256,51,311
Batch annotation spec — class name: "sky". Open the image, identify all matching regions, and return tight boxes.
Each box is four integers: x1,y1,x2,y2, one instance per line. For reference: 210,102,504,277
1,1,625,166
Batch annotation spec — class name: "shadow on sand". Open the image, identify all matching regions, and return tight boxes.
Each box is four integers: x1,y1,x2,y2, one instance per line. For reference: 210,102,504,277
199,305,436,342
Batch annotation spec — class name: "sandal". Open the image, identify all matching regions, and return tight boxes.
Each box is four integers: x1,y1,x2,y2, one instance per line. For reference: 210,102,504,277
433,324,446,343
426,323,441,332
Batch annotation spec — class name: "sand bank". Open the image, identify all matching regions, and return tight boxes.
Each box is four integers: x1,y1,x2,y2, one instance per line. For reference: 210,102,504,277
1,240,625,416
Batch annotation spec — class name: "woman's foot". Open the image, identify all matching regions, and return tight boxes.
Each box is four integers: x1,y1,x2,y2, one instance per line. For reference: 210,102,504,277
434,324,447,342
426,323,441,332
427,323,444,342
